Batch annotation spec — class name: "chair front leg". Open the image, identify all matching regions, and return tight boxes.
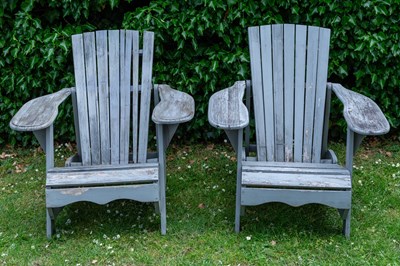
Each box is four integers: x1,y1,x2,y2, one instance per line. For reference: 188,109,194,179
226,129,243,233
157,124,167,235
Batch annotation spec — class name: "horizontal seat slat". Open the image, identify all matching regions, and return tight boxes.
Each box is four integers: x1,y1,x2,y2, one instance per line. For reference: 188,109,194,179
242,165,349,175
242,160,344,169
47,164,158,188
49,162,158,173
242,164,351,189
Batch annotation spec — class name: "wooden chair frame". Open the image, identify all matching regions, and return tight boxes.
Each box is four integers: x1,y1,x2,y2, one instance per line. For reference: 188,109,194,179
208,24,389,238
10,30,195,238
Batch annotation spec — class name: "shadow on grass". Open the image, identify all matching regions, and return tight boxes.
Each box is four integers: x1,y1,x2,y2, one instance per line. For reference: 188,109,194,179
54,200,160,238
240,203,342,237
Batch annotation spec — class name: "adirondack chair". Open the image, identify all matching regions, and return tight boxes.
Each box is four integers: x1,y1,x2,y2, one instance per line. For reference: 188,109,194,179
10,30,195,238
208,24,389,238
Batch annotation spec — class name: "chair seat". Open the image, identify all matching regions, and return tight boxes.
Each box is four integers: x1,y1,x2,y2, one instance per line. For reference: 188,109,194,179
242,161,351,190
47,163,158,188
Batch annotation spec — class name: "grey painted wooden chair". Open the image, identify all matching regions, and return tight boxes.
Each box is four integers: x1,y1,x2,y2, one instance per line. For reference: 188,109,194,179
208,24,389,238
10,30,195,238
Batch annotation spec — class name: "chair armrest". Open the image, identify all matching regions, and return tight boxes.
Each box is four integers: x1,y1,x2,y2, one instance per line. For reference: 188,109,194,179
152,84,195,124
331,83,390,135
208,81,249,130
9,87,73,132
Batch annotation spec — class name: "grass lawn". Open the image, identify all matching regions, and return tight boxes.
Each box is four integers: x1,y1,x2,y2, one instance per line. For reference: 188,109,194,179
0,140,399,265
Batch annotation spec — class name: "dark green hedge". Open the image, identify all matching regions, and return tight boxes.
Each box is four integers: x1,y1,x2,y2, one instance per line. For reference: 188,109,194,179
1,0,399,146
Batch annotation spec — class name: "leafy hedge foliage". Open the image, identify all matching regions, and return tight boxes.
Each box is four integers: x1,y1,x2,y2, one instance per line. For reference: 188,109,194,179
1,0,399,146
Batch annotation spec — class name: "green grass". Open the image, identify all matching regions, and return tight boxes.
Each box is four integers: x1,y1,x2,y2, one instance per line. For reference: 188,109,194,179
0,141,399,265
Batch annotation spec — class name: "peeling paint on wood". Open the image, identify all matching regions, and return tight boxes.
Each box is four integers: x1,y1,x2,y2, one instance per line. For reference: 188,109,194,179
60,188,89,196
9,88,73,131
152,84,195,124
208,81,249,130
332,83,390,135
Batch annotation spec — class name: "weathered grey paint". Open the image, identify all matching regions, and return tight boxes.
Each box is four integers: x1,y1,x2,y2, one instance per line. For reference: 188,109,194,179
10,29,195,239
207,24,390,238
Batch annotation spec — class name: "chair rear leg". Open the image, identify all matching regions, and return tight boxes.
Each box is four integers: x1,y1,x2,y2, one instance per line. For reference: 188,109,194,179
240,206,246,216
343,209,351,239
46,208,55,239
235,201,241,233
46,207,63,239
154,202,160,215
339,208,351,238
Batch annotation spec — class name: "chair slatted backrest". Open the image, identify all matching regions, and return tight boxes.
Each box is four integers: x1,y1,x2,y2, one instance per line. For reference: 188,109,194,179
72,30,154,166
248,24,331,163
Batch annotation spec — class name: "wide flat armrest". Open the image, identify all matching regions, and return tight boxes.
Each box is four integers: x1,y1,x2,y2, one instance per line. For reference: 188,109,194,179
208,81,249,130
331,83,390,135
152,85,195,124
10,87,73,132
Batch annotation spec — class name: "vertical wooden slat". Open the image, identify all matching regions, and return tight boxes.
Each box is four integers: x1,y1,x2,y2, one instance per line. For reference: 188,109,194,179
293,25,307,162
96,30,111,164
72,34,91,165
302,26,319,163
322,83,332,156
84,32,101,165
108,30,120,164
245,80,252,153
118,31,125,163
131,31,140,163
119,30,132,164
249,26,267,161
283,24,295,162
272,25,284,162
71,91,82,159
312,28,331,163
138,31,154,163
260,25,275,161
